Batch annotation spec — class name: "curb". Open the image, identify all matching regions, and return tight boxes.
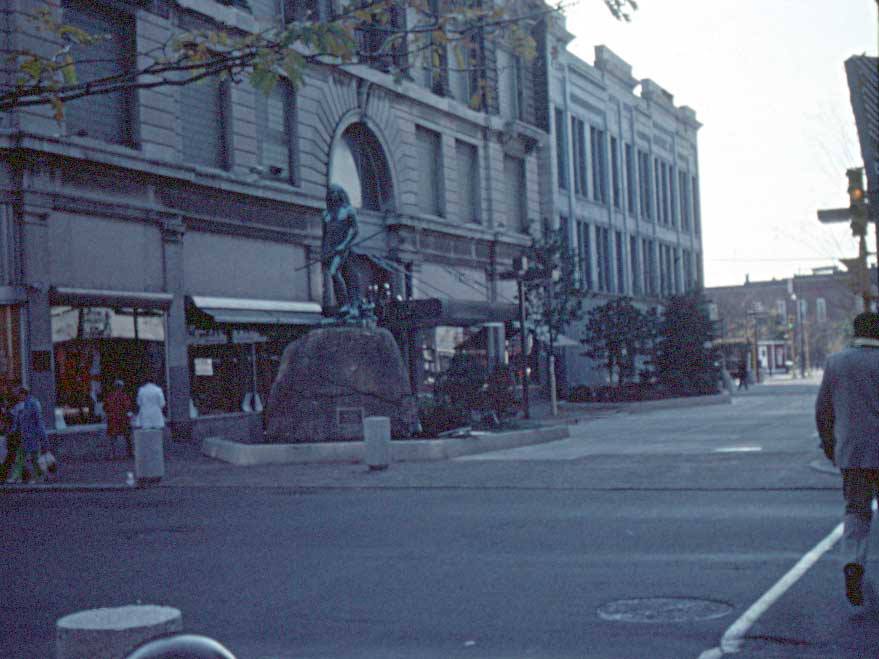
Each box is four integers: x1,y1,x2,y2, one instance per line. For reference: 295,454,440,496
202,426,571,466
553,392,733,424
0,482,134,493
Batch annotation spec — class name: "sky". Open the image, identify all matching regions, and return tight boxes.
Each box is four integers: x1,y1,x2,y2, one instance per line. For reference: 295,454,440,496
562,0,878,287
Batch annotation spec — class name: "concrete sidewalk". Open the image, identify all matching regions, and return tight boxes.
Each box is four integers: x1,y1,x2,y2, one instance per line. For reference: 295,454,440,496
0,390,734,492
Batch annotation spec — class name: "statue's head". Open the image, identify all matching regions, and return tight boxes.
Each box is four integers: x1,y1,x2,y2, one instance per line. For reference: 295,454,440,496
326,184,351,214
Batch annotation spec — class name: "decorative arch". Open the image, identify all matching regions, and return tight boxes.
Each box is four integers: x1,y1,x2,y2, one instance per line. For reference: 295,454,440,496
329,119,396,212
314,75,402,212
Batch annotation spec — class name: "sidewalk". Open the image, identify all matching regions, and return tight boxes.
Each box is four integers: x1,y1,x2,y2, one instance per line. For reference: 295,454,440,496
0,389,734,492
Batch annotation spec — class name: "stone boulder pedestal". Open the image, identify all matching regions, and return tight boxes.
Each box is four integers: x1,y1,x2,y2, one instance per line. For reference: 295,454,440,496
264,326,417,442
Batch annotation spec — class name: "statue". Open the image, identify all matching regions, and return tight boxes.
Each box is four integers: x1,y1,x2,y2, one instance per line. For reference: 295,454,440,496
322,184,359,318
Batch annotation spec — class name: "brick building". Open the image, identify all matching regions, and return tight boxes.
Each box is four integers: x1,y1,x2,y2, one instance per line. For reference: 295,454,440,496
706,267,873,375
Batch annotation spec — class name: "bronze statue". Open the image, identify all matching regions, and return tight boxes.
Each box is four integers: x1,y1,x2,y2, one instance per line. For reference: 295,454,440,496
322,184,359,316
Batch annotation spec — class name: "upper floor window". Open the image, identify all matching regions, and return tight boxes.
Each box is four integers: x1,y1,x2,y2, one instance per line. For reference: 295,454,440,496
283,0,332,22
610,137,621,210
255,81,298,184
572,118,588,197
415,0,448,96
629,236,641,295
776,299,787,319
63,0,137,147
625,143,636,216
692,175,702,235
816,298,827,323
455,140,480,224
356,1,407,72
497,48,523,122
555,108,568,191
181,74,229,169
503,154,527,232
596,226,611,292
590,127,607,204
615,230,625,294
578,221,593,290
416,126,444,217
330,122,395,211
637,150,652,220
679,170,691,230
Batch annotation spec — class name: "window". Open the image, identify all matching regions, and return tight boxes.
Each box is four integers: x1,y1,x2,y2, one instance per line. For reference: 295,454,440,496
416,126,444,216
357,1,407,72
816,298,827,323
693,175,702,235
682,250,692,291
643,238,655,295
590,127,607,204
672,247,680,293
615,230,625,294
283,0,331,22
63,0,136,147
661,162,671,225
555,108,568,191
456,140,480,223
572,118,588,197
497,49,523,121
596,226,611,292
418,0,448,95
669,164,677,227
182,74,229,169
611,137,622,209
679,171,690,230
776,299,787,318
330,122,395,211
503,155,527,231
255,81,297,184
625,143,636,216
654,159,662,224
578,221,593,290
630,236,641,295
638,150,652,220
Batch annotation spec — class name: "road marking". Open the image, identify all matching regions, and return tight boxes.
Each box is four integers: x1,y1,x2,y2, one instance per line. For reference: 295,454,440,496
698,501,879,657
714,447,763,453
697,520,842,657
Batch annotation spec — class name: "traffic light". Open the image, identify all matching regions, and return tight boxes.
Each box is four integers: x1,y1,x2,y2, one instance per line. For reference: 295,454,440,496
847,167,868,236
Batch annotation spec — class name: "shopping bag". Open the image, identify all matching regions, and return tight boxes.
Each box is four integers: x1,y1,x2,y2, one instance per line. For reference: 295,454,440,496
38,450,57,476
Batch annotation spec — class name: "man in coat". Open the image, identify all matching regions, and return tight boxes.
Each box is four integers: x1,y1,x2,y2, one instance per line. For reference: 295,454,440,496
9,386,49,483
816,311,879,607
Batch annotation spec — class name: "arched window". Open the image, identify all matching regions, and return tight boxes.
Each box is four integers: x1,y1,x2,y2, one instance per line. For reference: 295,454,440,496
329,123,394,211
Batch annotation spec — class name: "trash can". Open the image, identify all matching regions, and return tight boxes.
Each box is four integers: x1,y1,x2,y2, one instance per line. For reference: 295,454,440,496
133,428,165,486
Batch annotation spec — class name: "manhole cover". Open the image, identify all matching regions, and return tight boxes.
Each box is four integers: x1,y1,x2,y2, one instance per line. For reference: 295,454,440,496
597,598,732,623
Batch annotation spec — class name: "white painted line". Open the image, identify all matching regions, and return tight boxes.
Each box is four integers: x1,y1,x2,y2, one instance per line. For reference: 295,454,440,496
698,501,879,657
714,447,763,453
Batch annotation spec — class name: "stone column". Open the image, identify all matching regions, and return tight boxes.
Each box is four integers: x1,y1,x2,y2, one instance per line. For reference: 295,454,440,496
19,206,55,428
160,215,191,441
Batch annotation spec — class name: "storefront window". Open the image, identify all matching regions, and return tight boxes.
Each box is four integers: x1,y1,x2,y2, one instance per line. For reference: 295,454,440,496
188,325,309,417
51,306,166,425
0,306,22,409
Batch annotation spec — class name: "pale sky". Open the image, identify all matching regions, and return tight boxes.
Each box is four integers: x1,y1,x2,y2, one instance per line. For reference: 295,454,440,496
563,0,878,287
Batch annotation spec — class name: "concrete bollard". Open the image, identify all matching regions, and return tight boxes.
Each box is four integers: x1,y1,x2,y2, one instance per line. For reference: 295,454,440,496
363,416,391,471
133,428,165,486
56,605,182,659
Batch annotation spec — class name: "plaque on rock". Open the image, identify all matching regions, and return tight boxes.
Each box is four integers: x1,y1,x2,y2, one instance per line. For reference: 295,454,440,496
264,326,418,442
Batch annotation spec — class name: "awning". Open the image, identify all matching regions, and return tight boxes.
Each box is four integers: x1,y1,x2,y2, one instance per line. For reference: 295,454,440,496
187,296,323,326
50,287,173,310
384,298,518,329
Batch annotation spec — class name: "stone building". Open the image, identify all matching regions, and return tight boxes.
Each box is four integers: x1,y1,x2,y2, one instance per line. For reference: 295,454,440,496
537,18,705,389
0,0,550,451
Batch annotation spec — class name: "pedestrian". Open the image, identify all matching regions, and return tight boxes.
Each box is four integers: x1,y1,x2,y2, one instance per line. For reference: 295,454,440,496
135,379,166,429
103,380,133,459
815,311,879,608
736,360,749,391
8,386,49,484
0,381,18,481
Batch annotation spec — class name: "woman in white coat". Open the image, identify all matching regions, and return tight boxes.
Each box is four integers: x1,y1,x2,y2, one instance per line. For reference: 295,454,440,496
135,380,166,429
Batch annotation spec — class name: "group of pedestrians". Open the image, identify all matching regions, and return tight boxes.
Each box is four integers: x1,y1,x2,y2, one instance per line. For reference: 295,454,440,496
1,378,167,483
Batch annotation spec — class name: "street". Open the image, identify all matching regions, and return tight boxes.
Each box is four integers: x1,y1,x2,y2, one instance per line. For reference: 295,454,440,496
2,379,874,658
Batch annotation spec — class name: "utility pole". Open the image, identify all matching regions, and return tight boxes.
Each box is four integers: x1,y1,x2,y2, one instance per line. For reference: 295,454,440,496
500,256,531,420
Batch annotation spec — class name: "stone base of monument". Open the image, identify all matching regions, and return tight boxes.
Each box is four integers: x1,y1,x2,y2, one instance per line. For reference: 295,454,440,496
264,326,418,443
56,605,182,659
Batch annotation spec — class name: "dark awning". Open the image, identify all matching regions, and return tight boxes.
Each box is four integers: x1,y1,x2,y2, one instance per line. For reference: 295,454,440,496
187,296,323,326
50,287,173,310
384,298,518,329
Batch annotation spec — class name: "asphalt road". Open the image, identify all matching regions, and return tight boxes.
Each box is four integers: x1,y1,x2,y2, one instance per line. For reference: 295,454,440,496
3,379,874,659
